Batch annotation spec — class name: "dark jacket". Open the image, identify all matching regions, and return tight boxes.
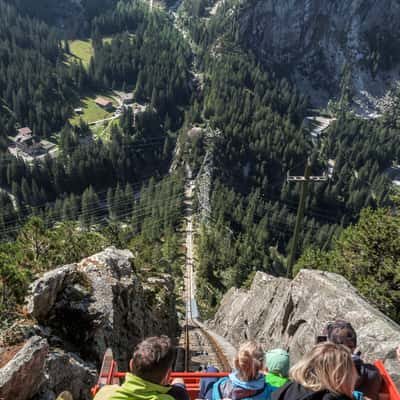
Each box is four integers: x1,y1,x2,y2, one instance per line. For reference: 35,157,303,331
199,366,220,400
352,355,382,400
271,382,351,400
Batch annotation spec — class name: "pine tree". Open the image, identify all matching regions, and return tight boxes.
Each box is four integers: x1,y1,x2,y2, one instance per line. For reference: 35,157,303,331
64,40,71,54
81,186,99,229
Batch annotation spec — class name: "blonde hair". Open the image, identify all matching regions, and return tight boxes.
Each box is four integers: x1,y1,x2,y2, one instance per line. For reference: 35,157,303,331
234,341,264,381
290,343,356,397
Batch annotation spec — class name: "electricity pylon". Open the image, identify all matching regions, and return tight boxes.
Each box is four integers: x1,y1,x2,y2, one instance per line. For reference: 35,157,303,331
286,159,328,278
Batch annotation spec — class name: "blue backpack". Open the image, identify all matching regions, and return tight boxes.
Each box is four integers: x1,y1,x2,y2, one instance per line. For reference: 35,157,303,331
213,377,272,400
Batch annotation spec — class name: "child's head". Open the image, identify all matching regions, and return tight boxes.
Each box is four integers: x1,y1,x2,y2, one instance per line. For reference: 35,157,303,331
265,348,290,377
234,341,264,381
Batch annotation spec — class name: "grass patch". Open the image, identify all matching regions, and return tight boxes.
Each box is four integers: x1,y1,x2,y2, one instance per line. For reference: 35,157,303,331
70,93,117,125
67,37,112,68
67,39,94,68
91,118,120,142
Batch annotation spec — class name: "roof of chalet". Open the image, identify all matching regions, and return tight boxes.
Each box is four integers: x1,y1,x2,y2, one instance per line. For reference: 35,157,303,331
95,97,113,107
17,127,32,136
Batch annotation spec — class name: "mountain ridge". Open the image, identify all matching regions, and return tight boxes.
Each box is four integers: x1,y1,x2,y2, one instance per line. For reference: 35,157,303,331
207,0,400,114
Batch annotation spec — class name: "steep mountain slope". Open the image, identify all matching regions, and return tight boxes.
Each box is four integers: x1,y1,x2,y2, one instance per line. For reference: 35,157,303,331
210,0,400,113
7,0,118,34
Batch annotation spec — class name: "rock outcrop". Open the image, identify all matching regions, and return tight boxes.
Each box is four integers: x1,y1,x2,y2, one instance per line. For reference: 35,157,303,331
0,336,49,400
209,269,400,384
27,265,77,322
33,350,97,400
27,247,178,369
0,247,179,400
213,0,400,113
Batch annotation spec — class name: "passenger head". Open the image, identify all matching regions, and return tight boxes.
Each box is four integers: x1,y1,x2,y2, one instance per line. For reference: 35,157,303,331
324,320,357,352
290,342,358,398
130,336,175,384
234,341,264,381
265,348,290,377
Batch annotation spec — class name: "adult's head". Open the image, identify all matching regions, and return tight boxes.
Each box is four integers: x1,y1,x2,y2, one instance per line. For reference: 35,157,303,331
265,348,290,377
323,320,357,352
234,341,264,382
290,342,358,398
130,336,175,384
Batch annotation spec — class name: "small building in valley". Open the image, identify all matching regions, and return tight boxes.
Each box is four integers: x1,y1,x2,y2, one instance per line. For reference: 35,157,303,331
121,92,134,105
14,127,39,154
95,97,113,110
8,127,58,162
16,135,39,153
132,103,147,127
17,127,32,137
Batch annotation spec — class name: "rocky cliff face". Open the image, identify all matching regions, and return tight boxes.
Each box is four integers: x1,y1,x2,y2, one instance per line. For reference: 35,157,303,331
214,0,400,113
209,269,400,385
0,247,179,400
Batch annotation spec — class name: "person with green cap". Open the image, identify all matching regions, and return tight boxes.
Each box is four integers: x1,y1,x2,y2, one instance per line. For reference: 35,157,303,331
264,349,290,390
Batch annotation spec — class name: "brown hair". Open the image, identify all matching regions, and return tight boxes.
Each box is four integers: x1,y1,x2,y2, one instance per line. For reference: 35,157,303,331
131,336,175,384
290,342,357,397
234,341,264,381
325,321,357,351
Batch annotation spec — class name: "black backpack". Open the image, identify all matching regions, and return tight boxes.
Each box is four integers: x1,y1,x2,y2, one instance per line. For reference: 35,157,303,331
271,382,350,400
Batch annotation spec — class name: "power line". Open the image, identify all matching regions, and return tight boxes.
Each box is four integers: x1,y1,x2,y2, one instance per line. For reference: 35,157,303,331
1,189,184,232
199,202,325,243
0,176,185,231
0,173,166,219
0,205,186,245
0,191,185,239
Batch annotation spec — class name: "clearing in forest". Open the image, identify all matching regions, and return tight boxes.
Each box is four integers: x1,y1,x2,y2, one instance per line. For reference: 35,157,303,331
91,118,120,142
67,37,113,68
70,94,118,125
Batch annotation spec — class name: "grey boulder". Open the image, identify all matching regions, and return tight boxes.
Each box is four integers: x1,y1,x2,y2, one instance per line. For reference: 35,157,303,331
0,336,49,400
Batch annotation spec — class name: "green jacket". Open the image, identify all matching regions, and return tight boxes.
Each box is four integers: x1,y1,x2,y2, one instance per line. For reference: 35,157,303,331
265,372,289,389
97,373,176,400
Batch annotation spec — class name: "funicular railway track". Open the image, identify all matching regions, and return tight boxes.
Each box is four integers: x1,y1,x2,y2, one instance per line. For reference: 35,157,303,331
182,276,230,373
179,179,231,373
183,318,231,372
